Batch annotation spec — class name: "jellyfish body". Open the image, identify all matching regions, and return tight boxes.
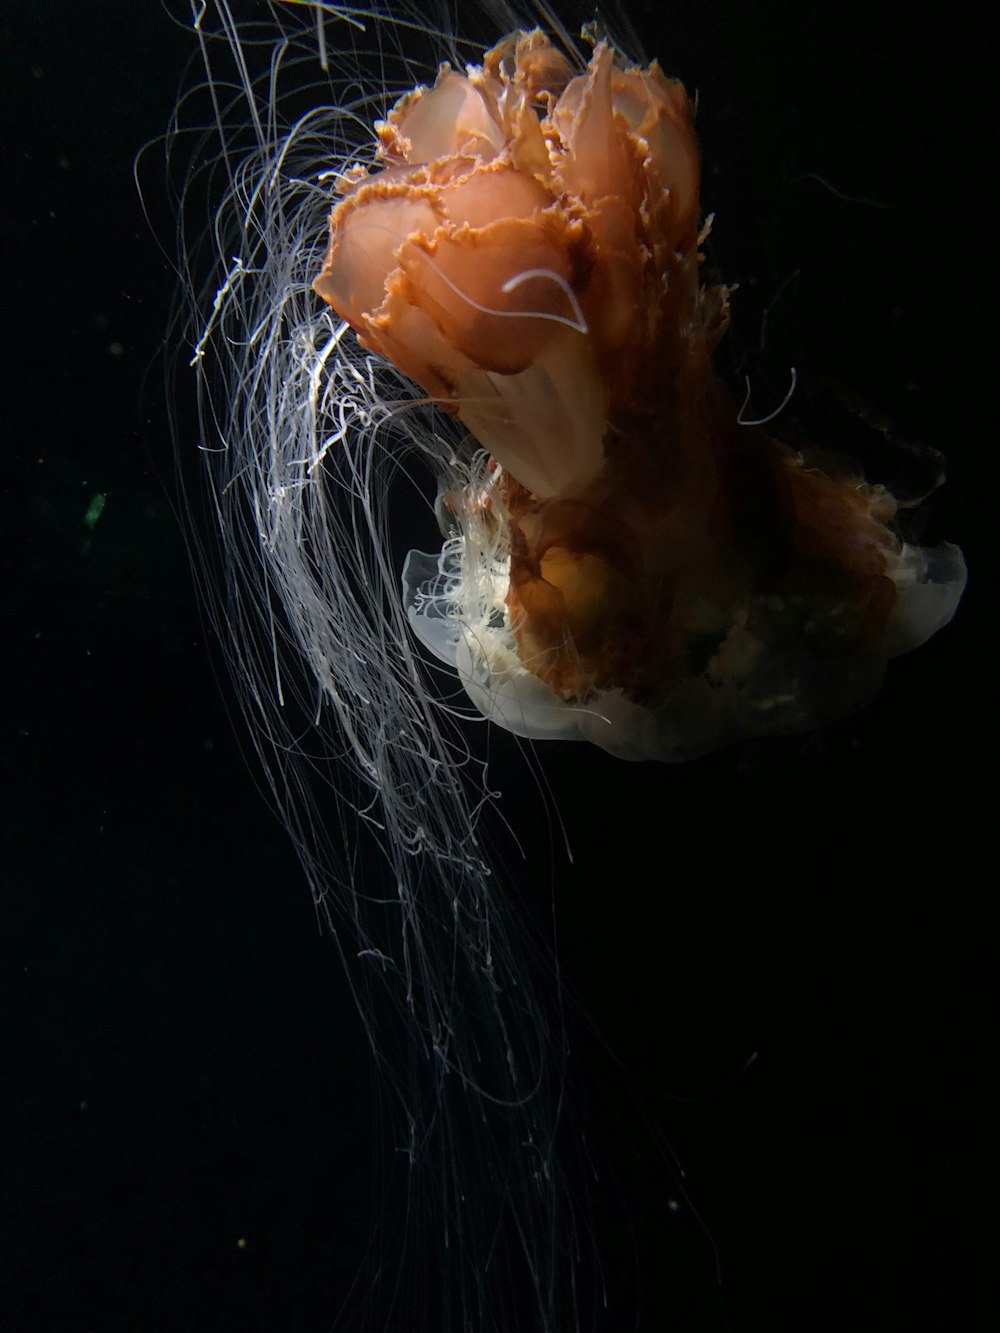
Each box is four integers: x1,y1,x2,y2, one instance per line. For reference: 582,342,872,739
312,28,965,761
166,3,964,1329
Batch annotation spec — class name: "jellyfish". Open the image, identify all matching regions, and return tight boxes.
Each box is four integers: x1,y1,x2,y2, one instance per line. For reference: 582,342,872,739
164,1,964,1328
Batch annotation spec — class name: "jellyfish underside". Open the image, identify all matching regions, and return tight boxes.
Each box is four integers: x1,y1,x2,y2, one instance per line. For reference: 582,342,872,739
313,29,965,761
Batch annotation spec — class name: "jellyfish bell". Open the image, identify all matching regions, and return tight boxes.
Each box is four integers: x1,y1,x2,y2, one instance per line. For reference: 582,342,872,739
311,24,966,762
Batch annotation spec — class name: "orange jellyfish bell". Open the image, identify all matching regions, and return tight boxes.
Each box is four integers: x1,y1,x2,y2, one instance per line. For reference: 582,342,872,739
313,30,965,761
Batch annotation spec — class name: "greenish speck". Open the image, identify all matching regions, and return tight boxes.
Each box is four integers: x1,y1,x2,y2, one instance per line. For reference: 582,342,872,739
83,493,107,530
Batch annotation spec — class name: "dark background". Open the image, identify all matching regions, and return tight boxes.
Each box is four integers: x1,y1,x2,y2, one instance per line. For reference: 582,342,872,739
3,2,990,1330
